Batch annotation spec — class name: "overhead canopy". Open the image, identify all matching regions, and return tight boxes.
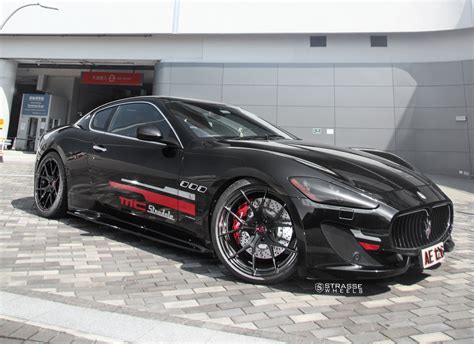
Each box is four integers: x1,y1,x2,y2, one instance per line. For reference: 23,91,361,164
0,0,473,35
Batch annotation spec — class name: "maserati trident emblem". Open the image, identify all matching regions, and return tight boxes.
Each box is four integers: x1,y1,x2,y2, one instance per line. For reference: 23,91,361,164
423,215,432,239
417,191,427,200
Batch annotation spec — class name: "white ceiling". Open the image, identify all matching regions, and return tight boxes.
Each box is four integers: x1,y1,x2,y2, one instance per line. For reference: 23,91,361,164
1,0,473,35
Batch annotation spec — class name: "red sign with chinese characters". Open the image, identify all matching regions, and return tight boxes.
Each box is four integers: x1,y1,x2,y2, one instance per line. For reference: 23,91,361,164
81,72,143,86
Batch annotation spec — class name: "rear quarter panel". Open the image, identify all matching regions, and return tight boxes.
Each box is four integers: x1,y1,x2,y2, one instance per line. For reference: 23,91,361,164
37,125,98,209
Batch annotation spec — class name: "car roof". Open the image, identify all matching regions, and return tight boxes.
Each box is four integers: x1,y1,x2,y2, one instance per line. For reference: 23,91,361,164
95,95,227,109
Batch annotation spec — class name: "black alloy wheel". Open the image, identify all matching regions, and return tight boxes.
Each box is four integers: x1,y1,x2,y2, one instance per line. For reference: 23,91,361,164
211,179,298,284
34,151,68,218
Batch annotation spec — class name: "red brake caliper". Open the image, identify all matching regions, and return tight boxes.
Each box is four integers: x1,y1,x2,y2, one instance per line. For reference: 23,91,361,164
232,202,250,245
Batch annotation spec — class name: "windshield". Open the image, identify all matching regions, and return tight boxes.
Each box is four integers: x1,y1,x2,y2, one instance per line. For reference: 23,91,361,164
166,101,297,140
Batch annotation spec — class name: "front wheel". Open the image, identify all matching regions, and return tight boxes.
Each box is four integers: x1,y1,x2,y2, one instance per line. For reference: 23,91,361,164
34,151,68,218
211,179,298,284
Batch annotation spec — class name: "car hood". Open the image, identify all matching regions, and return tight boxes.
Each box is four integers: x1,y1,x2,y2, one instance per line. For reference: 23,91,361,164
222,139,432,195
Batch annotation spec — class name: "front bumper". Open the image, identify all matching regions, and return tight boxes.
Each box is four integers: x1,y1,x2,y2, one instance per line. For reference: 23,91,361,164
304,235,455,280
289,197,454,279
308,237,454,279
306,257,412,280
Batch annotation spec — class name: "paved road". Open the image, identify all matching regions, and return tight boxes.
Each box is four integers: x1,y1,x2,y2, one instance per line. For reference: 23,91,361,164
0,152,473,343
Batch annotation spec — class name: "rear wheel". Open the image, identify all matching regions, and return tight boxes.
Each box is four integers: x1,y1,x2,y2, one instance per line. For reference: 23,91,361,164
34,151,68,218
211,179,298,284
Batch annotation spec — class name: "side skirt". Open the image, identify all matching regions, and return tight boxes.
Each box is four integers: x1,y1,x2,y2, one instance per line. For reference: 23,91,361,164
69,209,213,254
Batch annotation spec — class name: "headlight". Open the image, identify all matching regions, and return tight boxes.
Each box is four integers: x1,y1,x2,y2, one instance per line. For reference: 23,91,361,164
290,177,378,209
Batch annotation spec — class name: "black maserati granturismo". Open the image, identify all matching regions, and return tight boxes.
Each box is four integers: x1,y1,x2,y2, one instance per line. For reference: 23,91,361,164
34,96,455,284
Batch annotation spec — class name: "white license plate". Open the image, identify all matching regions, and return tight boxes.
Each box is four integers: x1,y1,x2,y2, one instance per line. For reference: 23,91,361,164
421,242,445,268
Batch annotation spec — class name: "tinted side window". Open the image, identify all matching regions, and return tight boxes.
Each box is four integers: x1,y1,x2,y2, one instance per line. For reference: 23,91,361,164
108,103,175,140
91,107,115,131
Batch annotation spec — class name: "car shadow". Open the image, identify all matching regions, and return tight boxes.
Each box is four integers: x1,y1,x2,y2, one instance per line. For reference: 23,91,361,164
11,196,429,297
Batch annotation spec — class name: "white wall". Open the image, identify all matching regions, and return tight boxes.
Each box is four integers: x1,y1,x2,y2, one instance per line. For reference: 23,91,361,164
1,29,473,64
0,0,472,35
200,30,474,63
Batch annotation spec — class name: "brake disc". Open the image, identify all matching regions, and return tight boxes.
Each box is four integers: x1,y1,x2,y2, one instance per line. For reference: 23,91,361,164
239,198,293,259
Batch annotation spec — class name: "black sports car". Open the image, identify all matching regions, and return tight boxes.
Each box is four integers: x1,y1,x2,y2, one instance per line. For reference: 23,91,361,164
34,96,455,284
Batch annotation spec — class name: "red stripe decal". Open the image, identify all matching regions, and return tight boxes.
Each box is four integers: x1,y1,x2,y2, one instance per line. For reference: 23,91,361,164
109,181,196,216
178,200,195,216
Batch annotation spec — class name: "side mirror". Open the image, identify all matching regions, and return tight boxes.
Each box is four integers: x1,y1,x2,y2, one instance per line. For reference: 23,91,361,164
136,125,181,148
137,125,163,142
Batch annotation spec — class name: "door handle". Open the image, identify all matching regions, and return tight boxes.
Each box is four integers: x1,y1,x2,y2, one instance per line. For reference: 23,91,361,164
92,144,107,153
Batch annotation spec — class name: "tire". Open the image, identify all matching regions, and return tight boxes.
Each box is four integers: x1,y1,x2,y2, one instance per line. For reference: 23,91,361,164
211,179,298,284
34,151,68,218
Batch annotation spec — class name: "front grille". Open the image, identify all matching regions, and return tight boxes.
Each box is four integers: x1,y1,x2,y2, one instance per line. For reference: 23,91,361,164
391,204,451,249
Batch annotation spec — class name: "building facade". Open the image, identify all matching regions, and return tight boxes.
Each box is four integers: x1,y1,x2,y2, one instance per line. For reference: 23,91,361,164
1,0,473,177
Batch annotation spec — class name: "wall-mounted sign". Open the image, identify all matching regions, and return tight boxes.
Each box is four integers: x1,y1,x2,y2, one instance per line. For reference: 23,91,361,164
312,128,321,135
21,94,51,116
81,72,143,86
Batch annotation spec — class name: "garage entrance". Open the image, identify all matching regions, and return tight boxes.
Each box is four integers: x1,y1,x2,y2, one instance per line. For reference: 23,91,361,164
9,63,155,151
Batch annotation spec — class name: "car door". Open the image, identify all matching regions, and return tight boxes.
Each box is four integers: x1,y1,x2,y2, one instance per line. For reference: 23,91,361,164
63,111,112,211
88,101,188,228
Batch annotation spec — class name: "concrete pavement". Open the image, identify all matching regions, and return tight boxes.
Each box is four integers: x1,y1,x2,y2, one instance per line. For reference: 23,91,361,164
0,291,279,343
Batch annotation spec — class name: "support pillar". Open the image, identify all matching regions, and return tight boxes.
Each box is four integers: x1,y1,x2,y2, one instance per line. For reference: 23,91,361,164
152,62,170,96
152,62,162,95
0,59,17,139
